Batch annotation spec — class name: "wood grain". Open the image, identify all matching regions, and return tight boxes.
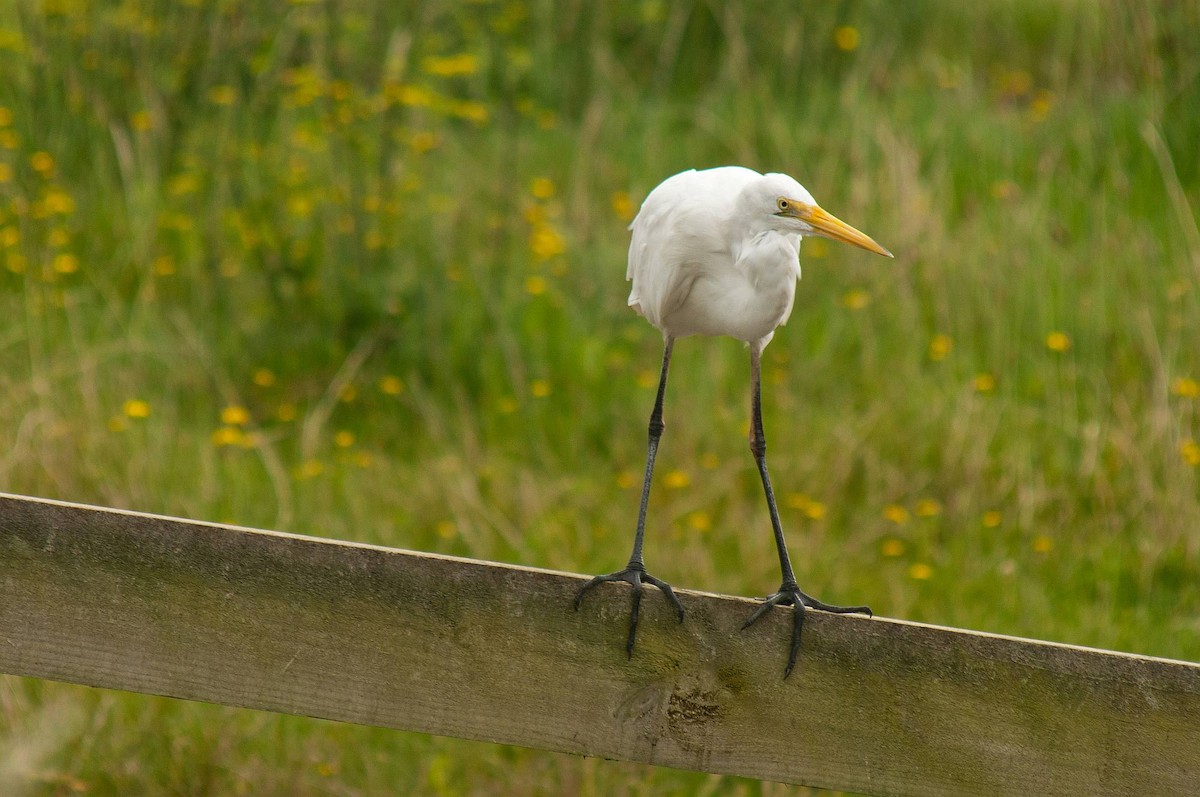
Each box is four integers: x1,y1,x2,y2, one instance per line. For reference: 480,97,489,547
1,492,1198,795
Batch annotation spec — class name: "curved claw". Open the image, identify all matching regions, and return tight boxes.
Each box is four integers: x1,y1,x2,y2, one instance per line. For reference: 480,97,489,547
574,565,685,658
741,584,871,678
642,573,685,623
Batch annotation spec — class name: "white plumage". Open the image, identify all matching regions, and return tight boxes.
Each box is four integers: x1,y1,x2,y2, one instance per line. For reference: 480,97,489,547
576,165,891,677
626,166,887,346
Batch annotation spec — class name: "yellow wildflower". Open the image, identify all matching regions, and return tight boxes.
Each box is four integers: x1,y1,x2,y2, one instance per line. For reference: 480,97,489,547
973,373,996,393
448,100,489,124
287,194,314,218
131,110,153,131
211,426,244,447
52,253,79,273
530,178,555,199
530,224,566,259
421,53,479,78
1170,377,1199,398
841,289,870,310
914,498,942,517
220,405,250,426
123,399,151,419
908,563,933,580
883,504,909,525
334,430,355,448
663,470,690,489
1045,331,1071,352
393,84,436,107
881,539,905,557
1029,90,1054,122
982,510,1002,528
785,493,827,519
834,26,859,52
803,500,827,520
530,379,551,398
295,459,324,479
1181,440,1200,466
409,131,440,153
379,375,404,395
928,334,953,361
208,85,237,106
525,275,548,296
30,151,54,174
611,191,634,222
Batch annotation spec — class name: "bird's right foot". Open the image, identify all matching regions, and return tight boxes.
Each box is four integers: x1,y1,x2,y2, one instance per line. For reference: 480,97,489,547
573,563,685,657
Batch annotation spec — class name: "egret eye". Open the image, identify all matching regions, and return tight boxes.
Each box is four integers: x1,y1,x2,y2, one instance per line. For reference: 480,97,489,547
777,198,790,212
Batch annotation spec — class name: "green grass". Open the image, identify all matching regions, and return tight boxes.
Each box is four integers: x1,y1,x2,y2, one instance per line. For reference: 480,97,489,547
2,0,1200,793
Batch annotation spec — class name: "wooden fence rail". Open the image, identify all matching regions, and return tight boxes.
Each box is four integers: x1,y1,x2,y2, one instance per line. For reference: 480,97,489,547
1,492,1198,795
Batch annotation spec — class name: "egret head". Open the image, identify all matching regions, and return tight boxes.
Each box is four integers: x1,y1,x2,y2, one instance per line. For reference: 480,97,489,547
747,173,893,258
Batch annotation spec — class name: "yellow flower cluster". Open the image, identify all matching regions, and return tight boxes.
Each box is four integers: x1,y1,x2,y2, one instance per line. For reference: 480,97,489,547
1171,377,1199,398
1045,331,1071,353
834,26,860,52
213,405,252,448
525,179,567,265
662,469,690,489
928,334,953,361
840,289,870,310
882,497,941,530
1181,440,1200,467
785,493,827,520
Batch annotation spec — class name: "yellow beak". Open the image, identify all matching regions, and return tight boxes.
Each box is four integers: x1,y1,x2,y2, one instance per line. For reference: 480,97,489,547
794,204,893,258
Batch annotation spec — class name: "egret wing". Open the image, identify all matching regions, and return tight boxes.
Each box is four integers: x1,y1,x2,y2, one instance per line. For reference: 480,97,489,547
626,167,761,331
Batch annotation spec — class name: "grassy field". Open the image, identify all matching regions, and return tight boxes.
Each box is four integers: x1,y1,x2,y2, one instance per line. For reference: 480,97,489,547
2,0,1199,793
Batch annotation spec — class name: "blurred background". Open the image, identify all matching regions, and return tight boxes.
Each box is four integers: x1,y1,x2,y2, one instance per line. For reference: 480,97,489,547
1,0,1198,793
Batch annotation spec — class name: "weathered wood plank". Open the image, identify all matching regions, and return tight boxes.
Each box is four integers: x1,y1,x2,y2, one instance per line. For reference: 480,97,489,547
0,492,1197,795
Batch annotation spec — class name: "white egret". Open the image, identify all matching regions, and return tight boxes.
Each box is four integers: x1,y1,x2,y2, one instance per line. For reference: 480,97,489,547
575,166,893,676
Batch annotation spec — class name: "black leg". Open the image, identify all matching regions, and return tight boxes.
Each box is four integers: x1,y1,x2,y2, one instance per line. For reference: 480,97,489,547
740,342,871,677
575,337,685,657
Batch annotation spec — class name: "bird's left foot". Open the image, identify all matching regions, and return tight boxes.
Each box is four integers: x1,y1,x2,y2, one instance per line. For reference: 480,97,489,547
742,583,871,678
